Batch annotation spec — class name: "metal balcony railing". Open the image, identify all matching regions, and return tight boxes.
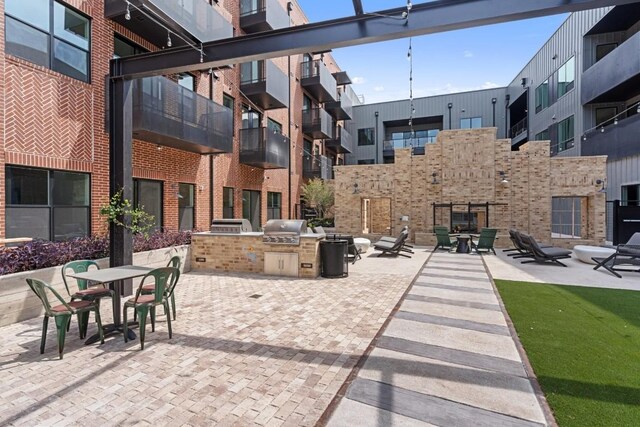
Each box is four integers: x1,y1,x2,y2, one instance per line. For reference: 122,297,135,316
239,127,289,169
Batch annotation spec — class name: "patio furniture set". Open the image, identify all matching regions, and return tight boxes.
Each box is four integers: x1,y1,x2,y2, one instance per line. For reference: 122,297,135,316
26,256,182,359
433,226,498,255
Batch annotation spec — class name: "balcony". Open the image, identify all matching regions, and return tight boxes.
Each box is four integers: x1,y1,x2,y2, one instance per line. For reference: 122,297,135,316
303,155,333,180
105,0,232,47
240,0,289,34
325,126,353,154
582,31,640,104
240,60,289,110
581,113,640,161
239,127,289,169
382,138,429,156
509,117,528,148
131,76,233,154
325,87,353,120
300,60,337,102
302,108,333,139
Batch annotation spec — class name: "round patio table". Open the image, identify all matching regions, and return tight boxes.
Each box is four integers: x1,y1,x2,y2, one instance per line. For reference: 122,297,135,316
452,234,472,253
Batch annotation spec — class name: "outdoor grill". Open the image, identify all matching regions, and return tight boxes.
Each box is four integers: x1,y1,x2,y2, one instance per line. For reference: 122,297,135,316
262,219,307,245
210,219,253,234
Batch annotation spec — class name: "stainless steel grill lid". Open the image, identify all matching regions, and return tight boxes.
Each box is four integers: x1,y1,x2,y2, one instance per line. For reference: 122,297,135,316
210,219,253,233
262,219,307,245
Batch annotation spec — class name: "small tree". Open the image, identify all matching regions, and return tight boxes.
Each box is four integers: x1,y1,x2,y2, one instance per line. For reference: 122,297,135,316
99,188,155,236
301,178,334,219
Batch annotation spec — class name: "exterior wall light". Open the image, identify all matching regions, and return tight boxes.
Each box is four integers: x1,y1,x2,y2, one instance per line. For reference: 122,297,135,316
498,171,509,184
353,183,360,194
431,172,439,184
596,179,606,193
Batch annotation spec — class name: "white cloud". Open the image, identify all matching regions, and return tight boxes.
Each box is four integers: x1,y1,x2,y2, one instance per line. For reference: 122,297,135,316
463,50,474,58
373,86,385,92
480,81,500,89
352,76,366,84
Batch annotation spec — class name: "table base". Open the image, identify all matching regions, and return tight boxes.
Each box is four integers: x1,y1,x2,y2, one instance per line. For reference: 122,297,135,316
85,322,137,345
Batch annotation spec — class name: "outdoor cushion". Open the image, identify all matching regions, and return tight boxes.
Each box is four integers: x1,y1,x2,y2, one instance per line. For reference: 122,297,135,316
539,247,572,257
51,300,93,313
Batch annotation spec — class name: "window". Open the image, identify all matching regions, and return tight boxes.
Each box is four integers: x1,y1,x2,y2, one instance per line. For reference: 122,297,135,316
241,105,261,129
552,197,582,239
460,117,482,129
223,93,234,133
267,192,282,220
596,43,617,62
223,187,234,218
240,61,260,84
113,34,146,58
5,0,91,82
178,73,195,91
133,179,162,232
302,95,312,111
242,190,261,232
267,118,282,134
557,57,575,98
178,183,195,231
358,159,375,165
5,166,90,241
535,80,549,113
552,115,574,155
595,107,617,127
622,184,640,206
358,128,375,146
535,129,549,141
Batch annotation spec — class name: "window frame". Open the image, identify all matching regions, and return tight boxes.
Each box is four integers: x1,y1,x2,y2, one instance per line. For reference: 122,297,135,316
178,183,195,231
535,79,550,113
133,178,164,232
5,0,91,82
595,43,617,62
357,128,375,146
551,196,582,239
556,56,575,99
223,186,235,218
5,165,91,241
552,115,575,155
267,191,282,220
460,117,482,129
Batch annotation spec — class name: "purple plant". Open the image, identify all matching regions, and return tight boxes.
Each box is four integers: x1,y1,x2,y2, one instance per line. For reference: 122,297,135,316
0,231,191,276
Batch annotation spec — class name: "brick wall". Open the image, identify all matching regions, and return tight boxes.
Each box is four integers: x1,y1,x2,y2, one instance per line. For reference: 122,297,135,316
334,129,607,248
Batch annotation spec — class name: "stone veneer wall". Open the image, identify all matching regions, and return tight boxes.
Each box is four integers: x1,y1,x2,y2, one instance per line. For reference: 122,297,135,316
334,128,607,248
191,234,321,278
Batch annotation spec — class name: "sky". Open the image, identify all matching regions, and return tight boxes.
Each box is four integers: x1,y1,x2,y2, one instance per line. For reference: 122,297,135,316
296,0,568,104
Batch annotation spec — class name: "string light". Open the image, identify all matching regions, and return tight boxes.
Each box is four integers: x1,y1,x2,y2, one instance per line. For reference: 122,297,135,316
581,101,640,141
125,1,131,20
167,31,172,47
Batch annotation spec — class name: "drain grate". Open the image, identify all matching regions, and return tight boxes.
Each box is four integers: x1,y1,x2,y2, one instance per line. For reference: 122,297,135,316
249,294,263,299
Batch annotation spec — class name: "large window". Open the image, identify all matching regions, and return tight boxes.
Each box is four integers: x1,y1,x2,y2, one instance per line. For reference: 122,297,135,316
241,105,261,129
133,179,162,232
552,197,582,239
358,159,375,165
388,129,438,148
223,93,234,134
535,129,549,141
622,184,640,206
178,183,195,231
358,128,375,146
596,43,617,62
5,0,90,82
596,107,617,128
113,34,146,58
267,192,282,220
460,117,482,129
223,187,234,218
535,80,549,113
267,118,282,134
551,115,574,155
557,57,575,98
5,166,90,241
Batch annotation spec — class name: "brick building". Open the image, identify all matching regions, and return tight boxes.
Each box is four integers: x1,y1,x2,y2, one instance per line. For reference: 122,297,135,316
1,0,355,240
334,128,607,248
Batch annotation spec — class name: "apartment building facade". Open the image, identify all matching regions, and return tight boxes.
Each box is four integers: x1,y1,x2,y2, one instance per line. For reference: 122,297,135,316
348,5,640,223
1,0,356,241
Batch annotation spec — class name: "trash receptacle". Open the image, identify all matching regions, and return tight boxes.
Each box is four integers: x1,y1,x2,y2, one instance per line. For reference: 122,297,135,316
320,239,348,278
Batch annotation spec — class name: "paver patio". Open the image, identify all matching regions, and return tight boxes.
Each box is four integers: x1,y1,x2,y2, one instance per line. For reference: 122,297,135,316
0,250,428,426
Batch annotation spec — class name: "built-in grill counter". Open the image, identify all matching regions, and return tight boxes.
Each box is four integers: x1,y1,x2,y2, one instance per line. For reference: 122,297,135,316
191,219,324,278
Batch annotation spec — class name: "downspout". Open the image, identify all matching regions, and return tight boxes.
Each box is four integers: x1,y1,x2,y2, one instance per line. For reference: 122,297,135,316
209,154,214,225
375,111,379,164
287,2,293,218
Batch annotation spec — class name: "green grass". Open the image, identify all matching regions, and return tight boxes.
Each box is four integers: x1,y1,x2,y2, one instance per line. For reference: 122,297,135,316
495,280,640,427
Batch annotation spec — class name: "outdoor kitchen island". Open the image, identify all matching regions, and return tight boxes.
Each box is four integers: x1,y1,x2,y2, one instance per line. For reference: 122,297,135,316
191,220,323,278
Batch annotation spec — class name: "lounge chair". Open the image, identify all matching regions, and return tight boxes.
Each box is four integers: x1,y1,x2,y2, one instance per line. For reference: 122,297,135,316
433,227,457,252
592,232,640,278
373,230,411,258
378,226,414,253
506,229,551,258
470,228,497,254
519,234,572,267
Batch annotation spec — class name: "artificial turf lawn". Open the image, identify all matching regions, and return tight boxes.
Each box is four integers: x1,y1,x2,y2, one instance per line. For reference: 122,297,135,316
495,280,640,427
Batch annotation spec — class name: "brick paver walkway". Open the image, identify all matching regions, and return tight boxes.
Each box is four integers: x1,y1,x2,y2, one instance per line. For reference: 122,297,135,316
0,250,428,426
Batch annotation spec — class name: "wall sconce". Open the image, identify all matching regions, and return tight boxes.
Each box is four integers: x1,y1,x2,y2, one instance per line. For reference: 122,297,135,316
596,179,606,193
156,144,163,151
491,98,497,104
498,171,509,184
431,172,439,184
521,77,527,88
353,182,360,194
199,185,204,192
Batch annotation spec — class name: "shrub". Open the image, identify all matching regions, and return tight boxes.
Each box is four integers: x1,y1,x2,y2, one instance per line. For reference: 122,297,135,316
0,230,191,276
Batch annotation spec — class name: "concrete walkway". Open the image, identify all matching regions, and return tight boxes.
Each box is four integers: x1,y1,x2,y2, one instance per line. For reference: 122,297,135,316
327,251,551,427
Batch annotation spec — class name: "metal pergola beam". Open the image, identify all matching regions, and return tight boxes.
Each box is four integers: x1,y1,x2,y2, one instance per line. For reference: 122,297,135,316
352,0,364,15
112,0,638,79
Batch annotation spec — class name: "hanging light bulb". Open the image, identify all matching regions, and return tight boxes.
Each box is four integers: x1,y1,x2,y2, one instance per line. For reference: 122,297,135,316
125,1,131,20
200,44,204,63
614,117,618,125
637,103,640,114
600,126,605,133
407,0,413,11
582,135,587,141
166,31,172,47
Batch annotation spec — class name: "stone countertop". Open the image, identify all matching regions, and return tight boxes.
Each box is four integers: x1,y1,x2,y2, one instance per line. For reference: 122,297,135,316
193,232,324,240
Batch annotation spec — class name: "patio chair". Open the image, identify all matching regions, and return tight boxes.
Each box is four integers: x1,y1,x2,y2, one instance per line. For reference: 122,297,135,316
519,234,572,267
26,278,104,359
377,226,414,253
373,230,411,258
433,227,457,252
123,267,180,350
592,232,640,278
139,256,181,320
470,228,498,254
507,229,551,258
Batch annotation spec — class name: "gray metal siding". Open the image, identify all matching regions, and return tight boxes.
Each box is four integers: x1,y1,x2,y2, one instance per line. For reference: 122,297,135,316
607,155,640,201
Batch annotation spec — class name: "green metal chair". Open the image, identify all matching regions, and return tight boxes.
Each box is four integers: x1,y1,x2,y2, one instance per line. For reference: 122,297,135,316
139,256,181,320
123,267,180,350
26,278,104,359
433,227,457,252
470,228,498,254
62,260,113,332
